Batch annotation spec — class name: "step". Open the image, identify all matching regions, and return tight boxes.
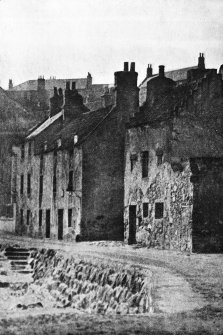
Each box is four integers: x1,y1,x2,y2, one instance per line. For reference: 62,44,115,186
5,248,30,253
11,261,28,265
6,256,29,260
5,252,30,257
17,270,33,274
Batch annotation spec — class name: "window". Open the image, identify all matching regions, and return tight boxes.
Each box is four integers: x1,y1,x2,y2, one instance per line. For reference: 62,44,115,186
155,202,164,219
130,154,137,172
40,154,44,174
156,149,163,166
21,144,25,160
28,142,32,156
39,175,43,196
39,209,42,227
67,170,73,191
143,203,149,218
20,209,23,225
53,175,57,195
20,175,24,195
27,210,30,225
68,208,72,227
27,173,31,195
142,151,149,178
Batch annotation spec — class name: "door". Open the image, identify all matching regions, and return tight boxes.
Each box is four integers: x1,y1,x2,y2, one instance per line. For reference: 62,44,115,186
58,209,63,240
128,205,136,244
46,209,50,238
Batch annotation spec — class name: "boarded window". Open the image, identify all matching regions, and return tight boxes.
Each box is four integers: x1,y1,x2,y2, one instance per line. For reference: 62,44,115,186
155,202,164,219
68,208,72,227
39,209,42,227
27,173,31,195
130,154,137,172
142,151,149,178
20,175,24,195
27,210,30,225
143,203,149,217
156,149,163,166
21,144,25,160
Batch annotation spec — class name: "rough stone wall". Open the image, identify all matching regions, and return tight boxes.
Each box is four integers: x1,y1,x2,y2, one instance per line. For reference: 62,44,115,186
31,248,153,314
14,142,82,240
81,111,125,241
124,125,193,251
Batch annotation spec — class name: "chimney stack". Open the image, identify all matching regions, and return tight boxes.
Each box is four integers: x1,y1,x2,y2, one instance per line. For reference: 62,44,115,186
147,64,153,78
130,62,135,72
72,81,76,90
8,79,13,90
124,62,129,72
159,65,165,78
198,52,205,70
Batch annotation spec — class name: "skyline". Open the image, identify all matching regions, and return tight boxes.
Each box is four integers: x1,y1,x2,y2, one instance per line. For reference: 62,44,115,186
0,0,222,89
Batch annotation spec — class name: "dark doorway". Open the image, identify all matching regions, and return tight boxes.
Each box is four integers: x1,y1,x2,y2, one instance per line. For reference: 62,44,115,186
58,209,64,240
46,209,50,238
128,205,136,244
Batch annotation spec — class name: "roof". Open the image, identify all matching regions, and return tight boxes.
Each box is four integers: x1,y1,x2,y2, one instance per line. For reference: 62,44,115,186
27,105,113,154
10,78,88,91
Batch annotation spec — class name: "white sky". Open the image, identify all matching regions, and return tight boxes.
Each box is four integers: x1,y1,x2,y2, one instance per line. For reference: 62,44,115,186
0,0,222,88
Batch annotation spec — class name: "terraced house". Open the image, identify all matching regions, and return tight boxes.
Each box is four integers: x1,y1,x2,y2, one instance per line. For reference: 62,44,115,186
12,55,223,252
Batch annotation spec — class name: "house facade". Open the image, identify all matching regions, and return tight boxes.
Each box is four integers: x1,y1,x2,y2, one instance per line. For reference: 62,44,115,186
124,55,223,252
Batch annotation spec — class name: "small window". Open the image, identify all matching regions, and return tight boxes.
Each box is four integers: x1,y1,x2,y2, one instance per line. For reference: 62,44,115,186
20,174,24,195
21,144,25,160
68,208,72,227
53,175,57,195
28,142,32,156
40,154,44,174
27,210,30,225
156,149,163,166
143,203,149,218
67,170,73,191
39,209,42,227
27,173,31,195
155,202,164,219
142,151,149,178
39,175,43,196
130,154,137,172
20,209,23,225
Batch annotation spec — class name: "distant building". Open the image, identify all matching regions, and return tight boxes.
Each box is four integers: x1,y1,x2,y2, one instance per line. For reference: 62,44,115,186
7,73,114,115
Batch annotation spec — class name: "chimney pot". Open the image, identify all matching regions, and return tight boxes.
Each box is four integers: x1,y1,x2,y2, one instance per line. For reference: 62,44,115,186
124,62,129,72
72,82,76,90
66,81,70,90
130,62,135,72
54,87,58,96
147,64,153,77
159,65,165,78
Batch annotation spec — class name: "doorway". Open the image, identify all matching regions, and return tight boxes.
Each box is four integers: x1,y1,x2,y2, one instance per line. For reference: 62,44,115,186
128,205,136,244
45,209,50,238
58,209,64,240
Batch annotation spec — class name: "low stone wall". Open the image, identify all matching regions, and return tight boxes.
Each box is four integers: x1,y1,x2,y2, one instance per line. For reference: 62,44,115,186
0,217,15,233
31,249,153,315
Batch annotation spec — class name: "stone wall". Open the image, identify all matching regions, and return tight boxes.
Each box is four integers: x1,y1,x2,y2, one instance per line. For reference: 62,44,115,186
31,248,153,315
124,125,193,251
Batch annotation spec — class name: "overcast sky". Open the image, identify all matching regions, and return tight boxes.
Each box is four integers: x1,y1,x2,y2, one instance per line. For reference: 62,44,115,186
0,0,222,88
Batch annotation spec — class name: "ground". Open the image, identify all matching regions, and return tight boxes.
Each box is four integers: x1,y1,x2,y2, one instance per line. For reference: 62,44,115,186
0,233,222,335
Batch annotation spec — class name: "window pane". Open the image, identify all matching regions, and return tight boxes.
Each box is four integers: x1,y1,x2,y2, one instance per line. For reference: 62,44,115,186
142,151,149,178
155,202,164,219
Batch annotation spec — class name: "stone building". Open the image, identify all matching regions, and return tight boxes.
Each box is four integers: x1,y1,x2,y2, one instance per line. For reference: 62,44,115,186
124,54,223,252
7,73,114,115
12,63,138,241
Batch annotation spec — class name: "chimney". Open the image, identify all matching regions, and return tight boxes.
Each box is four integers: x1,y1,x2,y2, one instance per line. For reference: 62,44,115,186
159,65,165,78
8,79,13,90
37,76,45,91
50,87,61,117
114,62,139,123
198,52,205,70
86,72,92,89
64,81,85,119
101,86,112,108
147,64,153,78
124,62,129,72
72,81,76,90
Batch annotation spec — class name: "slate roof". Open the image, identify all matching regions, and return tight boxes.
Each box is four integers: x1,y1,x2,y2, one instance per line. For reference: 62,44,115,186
28,105,113,155
10,78,88,91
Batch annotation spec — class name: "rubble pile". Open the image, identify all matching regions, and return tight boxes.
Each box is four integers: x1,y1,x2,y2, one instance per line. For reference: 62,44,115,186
30,249,153,315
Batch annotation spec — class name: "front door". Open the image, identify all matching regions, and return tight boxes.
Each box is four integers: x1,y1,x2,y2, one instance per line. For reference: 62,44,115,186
58,209,63,240
46,209,50,238
128,205,136,244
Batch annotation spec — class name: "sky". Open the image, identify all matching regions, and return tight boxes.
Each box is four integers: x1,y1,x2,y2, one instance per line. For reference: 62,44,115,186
0,0,222,88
